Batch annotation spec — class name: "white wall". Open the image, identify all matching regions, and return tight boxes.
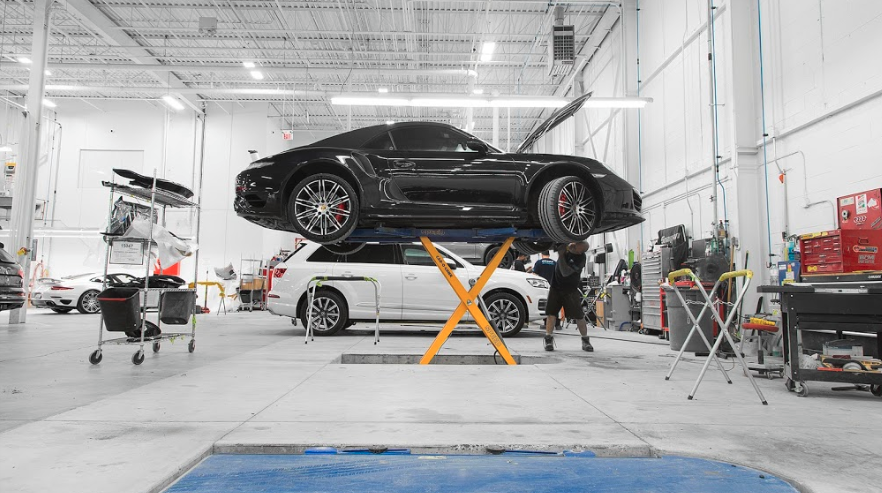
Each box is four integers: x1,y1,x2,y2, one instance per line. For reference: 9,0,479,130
538,0,882,286
0,99,322,283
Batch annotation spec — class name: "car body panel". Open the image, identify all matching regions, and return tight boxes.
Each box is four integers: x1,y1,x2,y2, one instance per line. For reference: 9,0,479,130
234,121,643,239
266,242,548,329
0,249,25,312
31,273,139,311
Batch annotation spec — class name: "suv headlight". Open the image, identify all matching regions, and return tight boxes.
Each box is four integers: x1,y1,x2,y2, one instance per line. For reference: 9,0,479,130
526,277,549,289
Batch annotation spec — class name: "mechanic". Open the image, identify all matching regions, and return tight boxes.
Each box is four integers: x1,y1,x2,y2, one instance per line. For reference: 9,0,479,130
544,242,593,352
532,251,555,282
512,253,530,272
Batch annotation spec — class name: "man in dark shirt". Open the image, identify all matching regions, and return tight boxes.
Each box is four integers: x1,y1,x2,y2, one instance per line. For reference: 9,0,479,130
532,251,555,282
512,253,529,272
544,242,593,352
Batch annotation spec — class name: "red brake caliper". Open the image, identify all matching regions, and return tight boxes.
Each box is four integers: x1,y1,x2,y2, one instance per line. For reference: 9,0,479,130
335,203,346,223
559,192,567,217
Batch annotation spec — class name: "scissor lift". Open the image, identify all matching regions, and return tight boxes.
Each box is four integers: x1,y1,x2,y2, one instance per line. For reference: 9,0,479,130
343,227,550,365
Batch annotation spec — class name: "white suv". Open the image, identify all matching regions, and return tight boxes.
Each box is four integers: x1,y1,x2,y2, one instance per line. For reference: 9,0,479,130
267,242,549,336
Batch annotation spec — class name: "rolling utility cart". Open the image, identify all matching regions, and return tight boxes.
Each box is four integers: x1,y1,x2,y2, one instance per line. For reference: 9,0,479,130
238,257,267,311
757,282,882,398
89,169,201,366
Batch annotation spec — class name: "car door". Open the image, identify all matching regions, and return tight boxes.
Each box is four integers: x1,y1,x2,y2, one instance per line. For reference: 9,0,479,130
386,125,523,208
399,243,472,321
330,244,403,320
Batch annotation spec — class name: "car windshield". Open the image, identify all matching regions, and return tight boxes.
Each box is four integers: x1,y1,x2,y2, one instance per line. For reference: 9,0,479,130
390,126,501,153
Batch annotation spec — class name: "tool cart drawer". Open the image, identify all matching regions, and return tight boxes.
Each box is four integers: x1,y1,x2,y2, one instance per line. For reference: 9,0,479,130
799,229,882,275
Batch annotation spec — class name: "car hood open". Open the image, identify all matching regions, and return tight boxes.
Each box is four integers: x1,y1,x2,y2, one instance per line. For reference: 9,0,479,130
515,92,593,154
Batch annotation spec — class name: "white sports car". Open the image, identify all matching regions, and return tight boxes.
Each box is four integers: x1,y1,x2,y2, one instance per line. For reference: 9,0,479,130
267,242,550,336
31,273,139,314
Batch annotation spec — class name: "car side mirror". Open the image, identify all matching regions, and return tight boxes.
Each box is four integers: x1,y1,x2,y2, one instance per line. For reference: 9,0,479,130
466,140,489,154
444,258,458,270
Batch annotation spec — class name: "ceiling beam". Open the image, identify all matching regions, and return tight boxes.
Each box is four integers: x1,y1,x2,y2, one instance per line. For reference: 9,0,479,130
62,0,202,113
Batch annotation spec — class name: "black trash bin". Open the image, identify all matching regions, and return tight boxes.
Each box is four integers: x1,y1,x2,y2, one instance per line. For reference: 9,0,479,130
160,290,196,325
664,285,714,352
98,287,141,333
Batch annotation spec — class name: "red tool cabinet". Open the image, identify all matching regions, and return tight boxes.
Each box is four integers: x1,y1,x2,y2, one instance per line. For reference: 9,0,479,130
799,229,882,276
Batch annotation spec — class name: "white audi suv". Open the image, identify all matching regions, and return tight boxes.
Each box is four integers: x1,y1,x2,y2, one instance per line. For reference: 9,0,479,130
267,242,549,336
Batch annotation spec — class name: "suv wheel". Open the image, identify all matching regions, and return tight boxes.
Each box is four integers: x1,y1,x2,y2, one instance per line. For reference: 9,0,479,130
299,290,349,336
484,292,526,337
483,245,514,268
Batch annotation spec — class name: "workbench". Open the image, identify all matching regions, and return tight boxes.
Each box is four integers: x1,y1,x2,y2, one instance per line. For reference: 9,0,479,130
757,283,882,397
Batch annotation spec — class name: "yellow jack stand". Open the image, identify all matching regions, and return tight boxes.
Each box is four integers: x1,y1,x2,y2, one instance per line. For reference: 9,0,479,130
419,237,518,365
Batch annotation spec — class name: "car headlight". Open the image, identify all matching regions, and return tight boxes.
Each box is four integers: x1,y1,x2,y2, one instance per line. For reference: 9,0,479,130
526,278,549,289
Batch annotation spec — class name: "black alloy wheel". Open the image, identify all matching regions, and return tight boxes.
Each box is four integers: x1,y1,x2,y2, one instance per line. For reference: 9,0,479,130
539,176,598,243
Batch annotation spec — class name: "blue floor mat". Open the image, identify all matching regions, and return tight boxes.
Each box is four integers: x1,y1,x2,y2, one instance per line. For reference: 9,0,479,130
165,454,798,493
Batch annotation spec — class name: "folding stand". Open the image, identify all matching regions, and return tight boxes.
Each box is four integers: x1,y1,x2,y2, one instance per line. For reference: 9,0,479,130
663,268,768,405
419,237,517,365
305,275,381,345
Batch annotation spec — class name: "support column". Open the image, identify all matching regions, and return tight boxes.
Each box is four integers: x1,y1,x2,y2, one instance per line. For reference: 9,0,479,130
621,0,642,250
8,0,51,324
491,107,499,147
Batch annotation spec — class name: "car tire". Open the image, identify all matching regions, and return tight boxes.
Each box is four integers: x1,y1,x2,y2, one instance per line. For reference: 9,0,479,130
288,173,360,244
299,290,349,336
76,290,101,314
322,242,366,256
512,241,554,256
50,307,74,314
483,245,514,268
484,291,526,337
538,176,598,243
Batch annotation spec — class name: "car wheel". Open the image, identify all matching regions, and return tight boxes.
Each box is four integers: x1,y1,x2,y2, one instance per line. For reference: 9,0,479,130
484,292,526,337
50,307,74,314
299,290,349,336
538,176,598,243
483,245,514,268
77,290,101,314
512,241,554,256
288,173,360,244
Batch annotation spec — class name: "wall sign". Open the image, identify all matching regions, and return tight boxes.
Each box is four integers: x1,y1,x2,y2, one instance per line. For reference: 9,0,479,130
110,241,145,265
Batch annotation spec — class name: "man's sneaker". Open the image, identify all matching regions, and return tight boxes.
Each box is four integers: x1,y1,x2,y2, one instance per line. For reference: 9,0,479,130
544,335,555,351
581,336,594,352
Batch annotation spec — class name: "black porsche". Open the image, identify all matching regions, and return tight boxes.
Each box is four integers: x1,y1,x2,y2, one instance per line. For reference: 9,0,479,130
235,94,644,250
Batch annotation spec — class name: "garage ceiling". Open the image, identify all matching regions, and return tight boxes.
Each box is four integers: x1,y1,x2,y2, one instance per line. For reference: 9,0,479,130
0,0,619,141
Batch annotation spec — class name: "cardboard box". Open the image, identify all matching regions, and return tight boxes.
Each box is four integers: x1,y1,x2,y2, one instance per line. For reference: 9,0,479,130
838,188,882,230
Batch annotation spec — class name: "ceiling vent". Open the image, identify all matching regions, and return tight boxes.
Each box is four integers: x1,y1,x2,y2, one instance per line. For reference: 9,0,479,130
198,17,218,35
548,25,576,78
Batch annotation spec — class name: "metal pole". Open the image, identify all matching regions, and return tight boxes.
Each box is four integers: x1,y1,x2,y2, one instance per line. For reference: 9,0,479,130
492,107,499,147
8,0,51,324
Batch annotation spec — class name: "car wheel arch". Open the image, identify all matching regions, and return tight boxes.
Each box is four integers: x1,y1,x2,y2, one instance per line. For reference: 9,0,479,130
526,163,604,223
296,285,350,321
281,159,363,220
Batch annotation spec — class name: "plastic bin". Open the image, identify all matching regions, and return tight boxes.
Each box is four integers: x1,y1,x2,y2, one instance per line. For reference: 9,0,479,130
97,287,141,332
663,285,714,352
160,290,196,325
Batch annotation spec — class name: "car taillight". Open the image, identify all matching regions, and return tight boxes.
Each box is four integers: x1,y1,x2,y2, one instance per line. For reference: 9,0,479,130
17,269,23,278
267,293,280,299
273,268,287,278
51,286,74,290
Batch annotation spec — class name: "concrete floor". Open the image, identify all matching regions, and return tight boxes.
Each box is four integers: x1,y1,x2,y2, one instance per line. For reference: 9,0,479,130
1,310,879,493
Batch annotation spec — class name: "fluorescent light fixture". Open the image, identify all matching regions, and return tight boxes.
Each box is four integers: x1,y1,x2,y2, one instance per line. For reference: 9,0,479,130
490,99,567,108
480,42,496,62
582,97,652,108
161,95,185,111
330,94,569,109
330,96,411,106
18,57,32,64
385,120,395,125
44,69,51,76
378,87,389,93
250,70,264,80
42,99,56,108
0,146,12,152
472,88,484,95
242,61,255,68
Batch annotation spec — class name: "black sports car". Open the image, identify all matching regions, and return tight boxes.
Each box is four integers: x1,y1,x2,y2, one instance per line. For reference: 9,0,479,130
235,94,644,250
